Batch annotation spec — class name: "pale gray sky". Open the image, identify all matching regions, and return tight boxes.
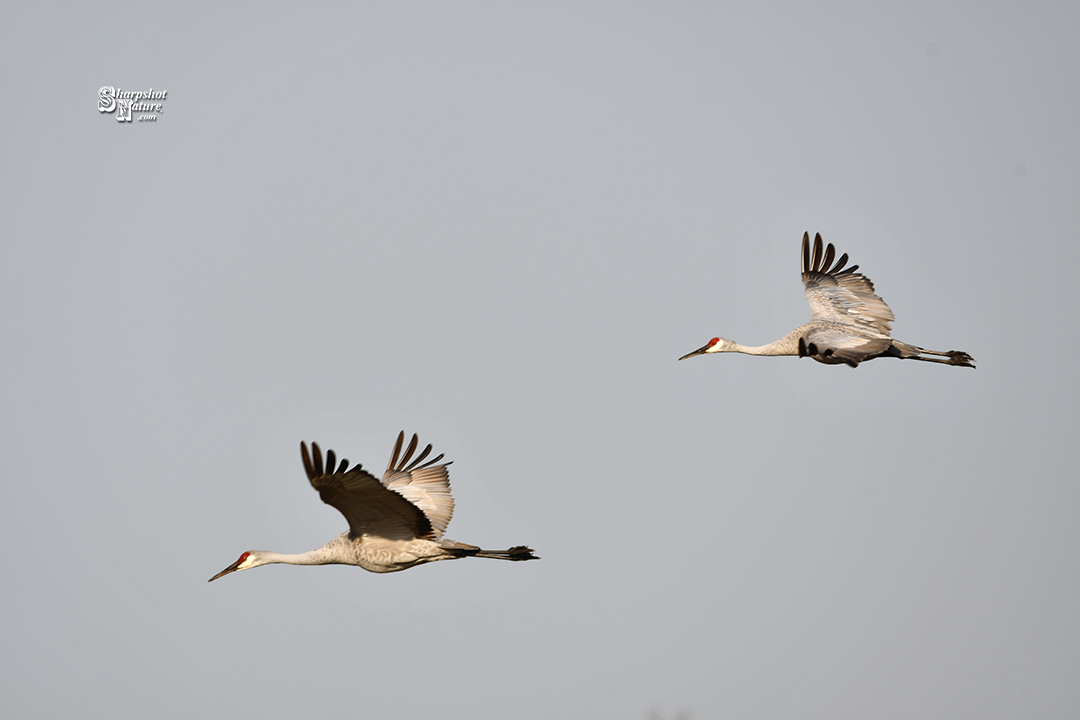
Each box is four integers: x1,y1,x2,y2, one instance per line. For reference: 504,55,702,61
2,3,1078,719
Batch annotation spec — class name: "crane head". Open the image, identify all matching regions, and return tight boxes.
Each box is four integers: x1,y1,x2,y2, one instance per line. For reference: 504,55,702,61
678,337,732,361
208,551,256,582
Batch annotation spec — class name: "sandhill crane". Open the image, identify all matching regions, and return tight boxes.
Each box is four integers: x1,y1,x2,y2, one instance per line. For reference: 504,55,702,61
209,431,537,581
679,232,975,368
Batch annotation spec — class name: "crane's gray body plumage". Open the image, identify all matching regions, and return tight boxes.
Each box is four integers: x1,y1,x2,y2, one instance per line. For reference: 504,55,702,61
209,432,537,581
679,232,975,368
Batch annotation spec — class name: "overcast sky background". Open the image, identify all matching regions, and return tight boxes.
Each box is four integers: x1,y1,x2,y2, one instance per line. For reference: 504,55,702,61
2,3,1078,719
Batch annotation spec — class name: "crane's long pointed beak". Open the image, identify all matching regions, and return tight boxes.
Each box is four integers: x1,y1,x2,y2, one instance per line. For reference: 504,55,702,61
208,560,243,582
678,345,710,361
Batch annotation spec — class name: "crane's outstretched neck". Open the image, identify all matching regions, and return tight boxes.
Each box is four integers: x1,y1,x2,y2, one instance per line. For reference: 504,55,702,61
250,534,355,569
679,331,802,361
730,331,803,356
722,330,804,357
251,549,339,567
208,535,352,581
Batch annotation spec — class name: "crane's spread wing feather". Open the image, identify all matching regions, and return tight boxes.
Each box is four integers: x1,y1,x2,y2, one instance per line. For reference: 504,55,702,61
801,232,895,336
381,431,455,538
301,440,435,541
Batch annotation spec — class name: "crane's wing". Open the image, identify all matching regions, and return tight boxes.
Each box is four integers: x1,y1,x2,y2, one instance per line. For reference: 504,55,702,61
801,232,895,336
381,431,455,538
301,440,434,541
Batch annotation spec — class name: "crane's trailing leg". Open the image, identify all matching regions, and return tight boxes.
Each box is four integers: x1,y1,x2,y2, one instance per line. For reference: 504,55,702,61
884,341,976,367
437,538,538,561
476,546,538,560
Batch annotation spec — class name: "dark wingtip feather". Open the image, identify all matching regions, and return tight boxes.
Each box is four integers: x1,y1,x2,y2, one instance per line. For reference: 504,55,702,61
801,232,811,274
830,252,849,274
388,431,405,472
312,442,324,477
820,243,835,274
400,433,419,469
326,449,336,476
300,441,314,480
404,443,433,472
811,233,824,272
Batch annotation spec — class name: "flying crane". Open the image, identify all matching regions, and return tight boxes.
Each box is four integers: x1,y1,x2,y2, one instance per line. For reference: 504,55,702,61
210,431,537,581
679,232,975,368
